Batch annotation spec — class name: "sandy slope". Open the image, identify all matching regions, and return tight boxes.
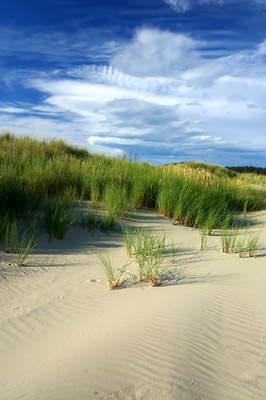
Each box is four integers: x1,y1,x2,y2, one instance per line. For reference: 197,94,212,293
0,208,266,400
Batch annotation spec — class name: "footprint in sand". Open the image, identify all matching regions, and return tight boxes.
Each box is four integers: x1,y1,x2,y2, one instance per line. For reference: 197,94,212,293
89,278,101,284
52,296,64,301
80,278,101,285
12,306,25,316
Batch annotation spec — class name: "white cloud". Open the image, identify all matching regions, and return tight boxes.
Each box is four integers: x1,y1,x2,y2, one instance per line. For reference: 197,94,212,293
30,77,183,111
1,27,266,165
164,0,266,13
111,28,200,77
85,143,124,157
164,0,190,13
257,39,266,56
0,106,27,114
88,136,143,146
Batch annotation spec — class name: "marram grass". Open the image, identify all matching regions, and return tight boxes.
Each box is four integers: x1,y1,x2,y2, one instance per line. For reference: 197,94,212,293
124,228,169,286
0,133,265,234
97,252,131,290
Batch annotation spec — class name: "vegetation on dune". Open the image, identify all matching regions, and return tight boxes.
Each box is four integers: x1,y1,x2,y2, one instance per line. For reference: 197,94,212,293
167,161,238,179
156,168,264,229
0,132,264,279
0,132,265,265
1,133,265,219
167,161,266,186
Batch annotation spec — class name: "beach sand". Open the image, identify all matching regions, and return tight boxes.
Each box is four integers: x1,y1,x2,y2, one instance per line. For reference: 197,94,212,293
1,208,266,400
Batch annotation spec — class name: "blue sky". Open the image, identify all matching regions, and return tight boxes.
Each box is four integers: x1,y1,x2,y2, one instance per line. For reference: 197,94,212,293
1,0,266,166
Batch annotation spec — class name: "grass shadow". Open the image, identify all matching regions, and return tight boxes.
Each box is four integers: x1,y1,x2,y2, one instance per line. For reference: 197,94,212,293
159,269,238,287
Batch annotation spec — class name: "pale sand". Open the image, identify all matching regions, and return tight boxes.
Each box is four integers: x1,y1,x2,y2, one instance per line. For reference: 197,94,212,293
0,208,266,400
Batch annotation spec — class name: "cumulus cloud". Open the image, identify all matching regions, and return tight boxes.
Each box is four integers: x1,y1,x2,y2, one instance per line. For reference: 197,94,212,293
111,28,200,77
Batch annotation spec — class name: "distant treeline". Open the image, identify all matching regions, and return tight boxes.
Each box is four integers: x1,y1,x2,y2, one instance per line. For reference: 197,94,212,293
226,166,266,176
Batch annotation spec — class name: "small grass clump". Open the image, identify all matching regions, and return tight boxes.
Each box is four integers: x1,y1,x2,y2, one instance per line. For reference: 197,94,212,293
220,229,238,254
246,232,260,258
220,222,238,254
144,247,168,287
97,252,131,290
234,226,250,258
133,229,166,258
130,229,168,286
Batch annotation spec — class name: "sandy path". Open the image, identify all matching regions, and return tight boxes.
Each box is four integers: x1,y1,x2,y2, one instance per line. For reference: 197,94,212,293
0,209,266,400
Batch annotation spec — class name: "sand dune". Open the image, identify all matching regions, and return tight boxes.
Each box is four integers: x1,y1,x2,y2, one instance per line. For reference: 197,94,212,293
1,208,266,400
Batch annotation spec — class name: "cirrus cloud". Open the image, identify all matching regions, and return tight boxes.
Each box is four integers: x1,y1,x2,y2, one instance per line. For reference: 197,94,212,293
1,27,266,165
164,0,266,13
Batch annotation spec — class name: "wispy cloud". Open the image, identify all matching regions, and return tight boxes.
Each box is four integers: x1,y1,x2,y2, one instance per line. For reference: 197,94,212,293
164,0,190,13
1,27,266,164
0,26,122,65
164,0,266,13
